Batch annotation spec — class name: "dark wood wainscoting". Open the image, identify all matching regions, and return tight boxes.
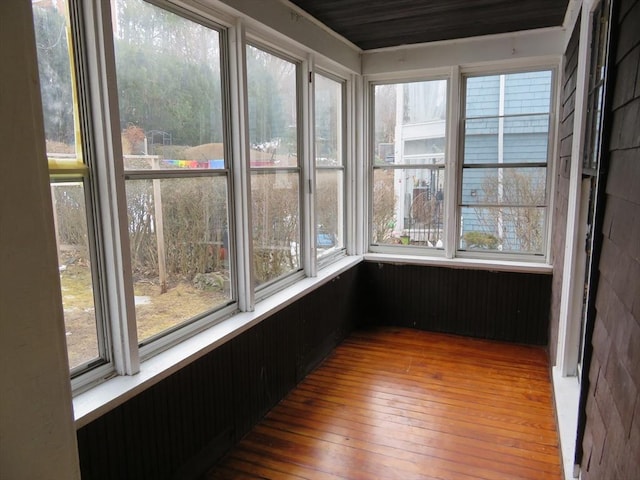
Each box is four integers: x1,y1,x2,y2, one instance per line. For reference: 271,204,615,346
359,262,552,345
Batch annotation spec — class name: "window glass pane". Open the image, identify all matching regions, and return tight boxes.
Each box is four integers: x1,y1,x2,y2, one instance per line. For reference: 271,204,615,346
373,79,447,248
466,72,552,117
461,167,547,205
374,80,447,166
402,80,447,124
113,0,231,343
315,74,342,167
465,75,500,118
372,168,445,247
32,0,77,157
112,0,224,170
403,138,446,162
250,172,300,285
33,0,102,370
503,71,552,115
316,170,344,255
461,70,552,255
126,177,231,343
51,183,101,369
463,118,499,164
315,73,345,260
464,115,550,164
503,115,550,163
373,84,397,165
246,46,298,168
460,206,545,254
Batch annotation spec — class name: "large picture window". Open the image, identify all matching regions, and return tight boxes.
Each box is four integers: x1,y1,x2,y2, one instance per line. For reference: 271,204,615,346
459,70,553,255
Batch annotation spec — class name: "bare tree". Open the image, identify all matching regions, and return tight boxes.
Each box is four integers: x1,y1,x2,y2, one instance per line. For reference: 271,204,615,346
466,169,545,252
371,170,397,243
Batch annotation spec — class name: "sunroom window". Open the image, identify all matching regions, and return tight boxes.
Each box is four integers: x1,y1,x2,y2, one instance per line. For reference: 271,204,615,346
371,79,448,249
314,73,346,261
32,0,107,373
246,45,302,287
111,0,234,345
459,70,553,255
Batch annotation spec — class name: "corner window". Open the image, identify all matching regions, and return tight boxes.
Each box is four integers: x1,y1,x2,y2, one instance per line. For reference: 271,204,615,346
459,70,553,255
371,80,448,248
314,73,346,261
246,45,302,287
33,0,106,373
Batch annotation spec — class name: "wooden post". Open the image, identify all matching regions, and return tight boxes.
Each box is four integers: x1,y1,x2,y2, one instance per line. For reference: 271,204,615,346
152,157,167,294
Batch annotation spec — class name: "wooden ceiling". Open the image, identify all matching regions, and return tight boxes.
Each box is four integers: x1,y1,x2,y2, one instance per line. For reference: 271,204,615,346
288,0,570,50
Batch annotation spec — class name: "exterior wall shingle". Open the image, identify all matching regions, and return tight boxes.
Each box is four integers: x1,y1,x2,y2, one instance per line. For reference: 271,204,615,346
581,0,640,477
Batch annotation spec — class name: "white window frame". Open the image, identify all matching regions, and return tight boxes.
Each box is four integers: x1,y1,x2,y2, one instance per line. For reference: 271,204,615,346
43,0,365,421
456,66,557,262
367,72,451,258
365,64,558,265
57,0,360,395
313,69,349,269
62,0,244,392
243,39,308,302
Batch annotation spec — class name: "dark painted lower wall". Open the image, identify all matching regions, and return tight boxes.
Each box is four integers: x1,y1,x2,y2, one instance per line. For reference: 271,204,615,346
77,261,554,479
360,262,552,345
77,267,361,480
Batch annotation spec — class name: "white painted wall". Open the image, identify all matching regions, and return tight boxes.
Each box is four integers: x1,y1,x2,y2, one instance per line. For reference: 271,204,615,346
362,28,566,75
0,3,81,479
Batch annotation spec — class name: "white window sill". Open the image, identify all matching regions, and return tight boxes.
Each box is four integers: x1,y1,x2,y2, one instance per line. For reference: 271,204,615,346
364,252,553,274
73,255,363,428
552,366,581,479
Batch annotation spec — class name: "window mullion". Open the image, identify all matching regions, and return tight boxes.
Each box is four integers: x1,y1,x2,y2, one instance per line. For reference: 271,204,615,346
303,55,316,277
445,65,461,259
229,19,255,312
82,0,139,375
350,74,364,255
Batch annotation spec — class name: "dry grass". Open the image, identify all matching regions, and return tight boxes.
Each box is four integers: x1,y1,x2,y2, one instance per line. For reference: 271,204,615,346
60,264,229,369
133,280,228,342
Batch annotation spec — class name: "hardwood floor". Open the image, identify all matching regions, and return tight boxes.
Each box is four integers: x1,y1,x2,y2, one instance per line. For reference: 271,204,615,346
204,327,562,480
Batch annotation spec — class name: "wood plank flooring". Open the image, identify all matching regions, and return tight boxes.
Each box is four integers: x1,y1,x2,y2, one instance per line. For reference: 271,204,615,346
204,327,562,480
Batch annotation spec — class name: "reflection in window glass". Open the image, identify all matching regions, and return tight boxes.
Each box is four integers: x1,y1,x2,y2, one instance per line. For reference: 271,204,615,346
112,0,232,343
372,80,447,248
246,46,298,168
246,46,301,285
250,172,300,285
32,0,102,370
460,71,552,255
315,74,345,259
